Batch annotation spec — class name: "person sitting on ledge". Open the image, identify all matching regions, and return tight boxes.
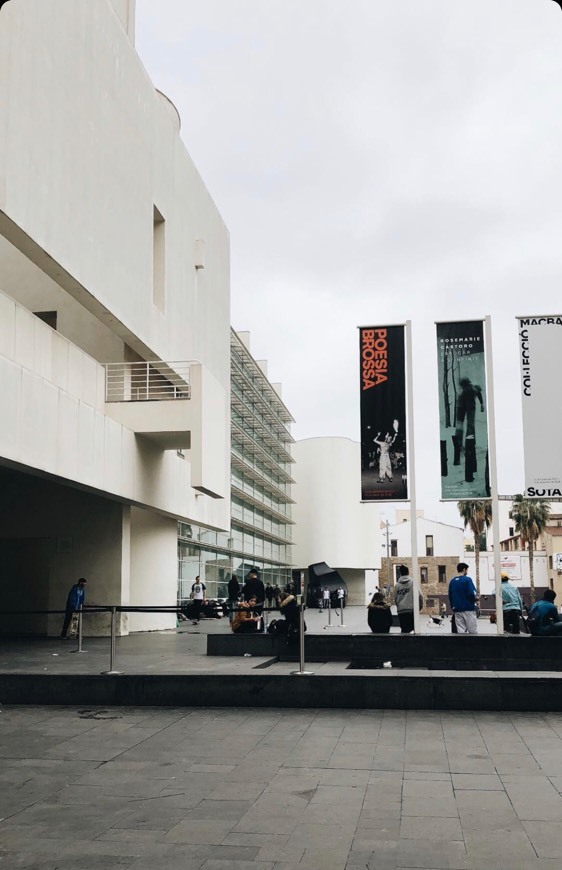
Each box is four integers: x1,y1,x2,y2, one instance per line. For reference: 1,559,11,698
527,589,562,636
278,591,302,637
231,596,261,633
367,592,392,634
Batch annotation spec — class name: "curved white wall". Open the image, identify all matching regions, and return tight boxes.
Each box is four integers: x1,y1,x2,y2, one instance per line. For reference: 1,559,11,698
292,437,381,570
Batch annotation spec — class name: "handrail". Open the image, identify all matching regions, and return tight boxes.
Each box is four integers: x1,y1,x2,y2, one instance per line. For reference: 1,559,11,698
104,361,191,402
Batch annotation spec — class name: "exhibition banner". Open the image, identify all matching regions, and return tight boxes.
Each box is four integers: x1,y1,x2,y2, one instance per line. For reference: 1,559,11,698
359,325,408,501
436,320,490,500
518,315,562,498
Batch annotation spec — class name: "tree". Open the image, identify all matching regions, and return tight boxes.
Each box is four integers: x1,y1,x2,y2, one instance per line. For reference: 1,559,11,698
457,500,492,596
511,495,551,603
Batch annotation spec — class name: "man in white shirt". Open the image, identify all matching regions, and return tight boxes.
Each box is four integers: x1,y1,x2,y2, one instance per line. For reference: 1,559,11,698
190,575,206,625
323,587,330,609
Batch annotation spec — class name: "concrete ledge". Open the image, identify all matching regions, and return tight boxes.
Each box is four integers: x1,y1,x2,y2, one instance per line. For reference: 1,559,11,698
1,672,562,711
207,632,562,670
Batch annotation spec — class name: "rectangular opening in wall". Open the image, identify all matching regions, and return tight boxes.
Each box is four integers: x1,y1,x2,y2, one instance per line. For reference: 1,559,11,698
152,205,166,313
438,565,447,583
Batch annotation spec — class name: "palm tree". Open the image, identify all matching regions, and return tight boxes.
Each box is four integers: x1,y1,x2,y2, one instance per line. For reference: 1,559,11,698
457,500,492,596
511,495,551,604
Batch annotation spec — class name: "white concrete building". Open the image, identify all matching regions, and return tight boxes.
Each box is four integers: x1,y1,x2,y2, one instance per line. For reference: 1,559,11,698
291,437,381,604
0,0,230,634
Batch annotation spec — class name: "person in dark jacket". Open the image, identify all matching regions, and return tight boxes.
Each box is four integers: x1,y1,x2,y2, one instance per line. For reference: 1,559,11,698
227,574,240,624
367,592,392,633
278,591,302,636
242,569,265,613
528,589,562,636
60,577,87,638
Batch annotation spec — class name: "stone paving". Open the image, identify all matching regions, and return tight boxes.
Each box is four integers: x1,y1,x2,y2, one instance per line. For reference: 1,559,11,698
2,706,562,869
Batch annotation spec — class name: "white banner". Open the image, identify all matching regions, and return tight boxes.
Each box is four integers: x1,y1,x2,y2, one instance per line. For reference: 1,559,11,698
518,316,562,497
488,553,521,581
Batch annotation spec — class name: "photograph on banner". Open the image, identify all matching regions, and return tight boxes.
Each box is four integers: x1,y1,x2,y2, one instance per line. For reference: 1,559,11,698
359,325,408,501
436,320,490,500
518,315,562,498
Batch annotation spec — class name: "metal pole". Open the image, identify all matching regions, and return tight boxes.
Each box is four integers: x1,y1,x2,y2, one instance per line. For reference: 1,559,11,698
324,596,336,630
485,315,504,635
291,600,313,675
101,607,123,675
406,320,421,634
339,598,345,627
71,608,86,654
386,519,391,592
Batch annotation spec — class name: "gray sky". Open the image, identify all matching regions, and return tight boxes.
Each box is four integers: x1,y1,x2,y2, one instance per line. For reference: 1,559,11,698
136,0,562,525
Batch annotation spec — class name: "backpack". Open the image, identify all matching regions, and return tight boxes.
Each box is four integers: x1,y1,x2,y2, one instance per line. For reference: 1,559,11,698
268,619,288,637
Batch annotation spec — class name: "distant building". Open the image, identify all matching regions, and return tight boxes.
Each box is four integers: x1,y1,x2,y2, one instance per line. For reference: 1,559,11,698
178,330,295,599
380,513,464,614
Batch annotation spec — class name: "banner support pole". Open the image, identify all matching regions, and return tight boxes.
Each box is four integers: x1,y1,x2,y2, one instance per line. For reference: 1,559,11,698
484,316,504,634
406,320,421,634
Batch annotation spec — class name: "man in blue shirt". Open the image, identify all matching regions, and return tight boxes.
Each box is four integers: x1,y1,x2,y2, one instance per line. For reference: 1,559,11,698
528,589,562,636
60,577,87,638
448,562,478,634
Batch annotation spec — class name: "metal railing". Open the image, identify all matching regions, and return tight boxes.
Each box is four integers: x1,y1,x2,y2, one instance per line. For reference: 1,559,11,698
104,361,191,402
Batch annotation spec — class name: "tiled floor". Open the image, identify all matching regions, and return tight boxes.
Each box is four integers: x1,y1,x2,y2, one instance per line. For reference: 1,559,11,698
2,706,562,869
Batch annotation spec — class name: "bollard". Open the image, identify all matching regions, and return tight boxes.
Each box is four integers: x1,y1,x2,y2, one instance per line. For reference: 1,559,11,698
324,598,337,630
264,606,269,630
101,607,123,675
71,609,86,654
291,601,314,676
338,598,346,628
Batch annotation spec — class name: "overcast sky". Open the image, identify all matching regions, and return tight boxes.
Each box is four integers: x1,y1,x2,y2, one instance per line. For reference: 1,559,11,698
136,0,562,525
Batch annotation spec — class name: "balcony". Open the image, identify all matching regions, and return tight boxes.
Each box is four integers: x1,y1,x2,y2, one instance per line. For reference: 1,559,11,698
103,360,228,500
105,361,191,402
104,361,192,450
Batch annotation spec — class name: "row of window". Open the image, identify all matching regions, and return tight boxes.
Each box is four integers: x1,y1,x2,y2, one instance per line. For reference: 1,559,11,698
231,469,291,517
231,497,292,540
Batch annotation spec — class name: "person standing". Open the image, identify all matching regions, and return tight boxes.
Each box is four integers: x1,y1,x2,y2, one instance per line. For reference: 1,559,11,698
448,563,478,634
394,565,423,633
190,575,206,625
323,587,330,609
336,586,345,613
227,574,240,624
242,569,265,613
501,573,524,635
265,583,274,609
60,577,87,639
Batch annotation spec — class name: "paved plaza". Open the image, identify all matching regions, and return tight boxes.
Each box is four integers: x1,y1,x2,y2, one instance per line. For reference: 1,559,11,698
2,705,562,869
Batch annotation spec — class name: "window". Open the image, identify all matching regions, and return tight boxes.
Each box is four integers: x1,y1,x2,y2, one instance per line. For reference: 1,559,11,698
425,535,434,557
438,565,447,583
420,567,428,583
390,540,398,557
509,527,514,537
152,205,166,312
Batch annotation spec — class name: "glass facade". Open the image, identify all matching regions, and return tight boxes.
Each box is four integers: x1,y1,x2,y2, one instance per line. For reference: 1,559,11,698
178,330,295,601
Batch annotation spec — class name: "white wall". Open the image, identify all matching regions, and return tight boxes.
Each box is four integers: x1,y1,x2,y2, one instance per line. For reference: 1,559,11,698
0,0,231,531
129,507,177,632
384,518,464,560
292,437,381,569
0,289,229,530
466,551,549,596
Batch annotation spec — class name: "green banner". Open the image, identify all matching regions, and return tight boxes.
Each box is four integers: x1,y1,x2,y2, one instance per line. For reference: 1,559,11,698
436,321,490,500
